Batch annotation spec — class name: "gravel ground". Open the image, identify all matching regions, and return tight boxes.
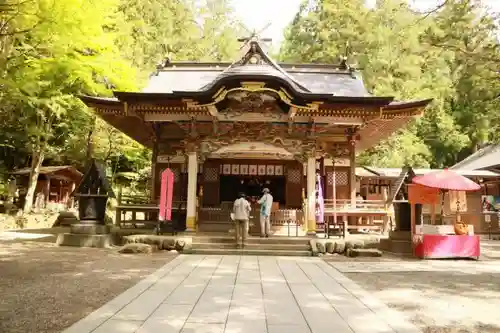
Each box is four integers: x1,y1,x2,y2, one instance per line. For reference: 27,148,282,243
327,241,500,333
0,236,177,333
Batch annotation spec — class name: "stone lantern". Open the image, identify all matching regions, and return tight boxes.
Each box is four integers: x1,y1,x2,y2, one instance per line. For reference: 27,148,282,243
56,159,115,247
75,159,115,225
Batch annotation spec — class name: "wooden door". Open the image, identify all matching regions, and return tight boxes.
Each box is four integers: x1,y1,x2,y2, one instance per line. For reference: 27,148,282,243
202,160,220,207
325,166,350,200
286,162,303,208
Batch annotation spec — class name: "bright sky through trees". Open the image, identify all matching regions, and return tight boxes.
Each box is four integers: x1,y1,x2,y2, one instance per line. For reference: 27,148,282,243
231,0,500,45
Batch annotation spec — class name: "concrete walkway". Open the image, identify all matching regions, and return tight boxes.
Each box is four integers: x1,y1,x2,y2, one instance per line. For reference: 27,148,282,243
63,255,421,333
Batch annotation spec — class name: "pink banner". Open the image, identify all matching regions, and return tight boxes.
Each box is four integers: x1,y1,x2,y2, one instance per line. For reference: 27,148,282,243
159,168,174,221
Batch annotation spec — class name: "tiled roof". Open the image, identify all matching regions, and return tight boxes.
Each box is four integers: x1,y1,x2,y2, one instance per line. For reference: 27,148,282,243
451,144,500,171
143,65,371,97
12,165,82,176
356,167,499,178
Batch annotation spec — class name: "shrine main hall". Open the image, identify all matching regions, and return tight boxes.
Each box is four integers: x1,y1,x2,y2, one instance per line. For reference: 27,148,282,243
80,36,431,234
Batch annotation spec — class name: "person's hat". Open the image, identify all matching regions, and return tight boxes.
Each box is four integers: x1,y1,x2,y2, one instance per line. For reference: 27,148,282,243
238,192,246,198
262,188,270,193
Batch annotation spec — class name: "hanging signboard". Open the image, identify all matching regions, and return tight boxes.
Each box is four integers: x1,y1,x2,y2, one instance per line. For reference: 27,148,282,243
159,168,174,221
447,191,467,213
481,195,500,212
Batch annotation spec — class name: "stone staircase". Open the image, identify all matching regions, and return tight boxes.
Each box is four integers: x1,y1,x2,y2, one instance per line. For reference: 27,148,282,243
196,221,232,233
191,235,312,256
197,220,305,237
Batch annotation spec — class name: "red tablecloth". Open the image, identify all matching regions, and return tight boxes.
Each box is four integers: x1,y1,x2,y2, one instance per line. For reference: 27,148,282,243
413,234,480,259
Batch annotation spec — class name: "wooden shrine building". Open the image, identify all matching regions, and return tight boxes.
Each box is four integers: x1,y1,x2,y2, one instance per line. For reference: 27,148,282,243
79,36,432,234
12,165,82,210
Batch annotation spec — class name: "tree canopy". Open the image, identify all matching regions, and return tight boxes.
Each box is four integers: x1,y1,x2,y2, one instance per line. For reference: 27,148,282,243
280,0,500,168
1,0,499,209
0,0,242,210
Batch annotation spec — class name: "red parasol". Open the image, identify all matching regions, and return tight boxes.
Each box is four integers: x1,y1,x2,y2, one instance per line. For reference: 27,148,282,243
412,169,480,191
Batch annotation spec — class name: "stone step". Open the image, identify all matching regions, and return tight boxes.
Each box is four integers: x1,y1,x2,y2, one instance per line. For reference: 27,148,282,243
56,233,111,248
192,242,310,251
387,239,413,254
378,238,391,251
58,218,79,226
248,225,304,237
192,235,310,245
197,222,231,232
388,230,411,241
190,248,312,256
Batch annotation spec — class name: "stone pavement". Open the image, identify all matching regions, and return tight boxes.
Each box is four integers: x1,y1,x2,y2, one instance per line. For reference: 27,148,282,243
63,255,421,333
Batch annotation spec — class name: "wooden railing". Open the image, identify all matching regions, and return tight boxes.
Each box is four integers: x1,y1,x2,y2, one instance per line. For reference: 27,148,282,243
198,202,304,227
115,193,187,228
118,194,150,205
319,199,389,235
323,199,387,213
198,207,231,223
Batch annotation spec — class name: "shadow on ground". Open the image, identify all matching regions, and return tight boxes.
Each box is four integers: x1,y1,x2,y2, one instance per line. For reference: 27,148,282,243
340,259,500,332
0,236,176,333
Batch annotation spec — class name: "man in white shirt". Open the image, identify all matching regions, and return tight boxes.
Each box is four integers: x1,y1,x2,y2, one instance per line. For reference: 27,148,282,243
258,188,273,238
232,192,251,248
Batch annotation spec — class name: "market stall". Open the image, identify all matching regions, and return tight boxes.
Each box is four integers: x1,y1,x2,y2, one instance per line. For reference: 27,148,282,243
409,169,481,260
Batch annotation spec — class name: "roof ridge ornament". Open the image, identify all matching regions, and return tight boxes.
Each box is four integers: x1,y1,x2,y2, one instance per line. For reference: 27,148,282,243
237,22,273,47
197,22,311,93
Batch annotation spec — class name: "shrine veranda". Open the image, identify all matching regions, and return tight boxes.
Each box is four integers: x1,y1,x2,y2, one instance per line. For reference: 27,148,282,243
80,37,431,234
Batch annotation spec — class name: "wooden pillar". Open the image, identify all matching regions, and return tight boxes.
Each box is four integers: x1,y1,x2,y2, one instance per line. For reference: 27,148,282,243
348,137,356,235
150,136,158,203
410,203,416,237
306,154,316,235
70,182,76,209
116,186,122,226
186,151,198,231
349,139,356,208
45,177,51,207
382,187,390,234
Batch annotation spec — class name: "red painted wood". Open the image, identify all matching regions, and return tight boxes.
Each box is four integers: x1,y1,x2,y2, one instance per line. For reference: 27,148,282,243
413,234,480,259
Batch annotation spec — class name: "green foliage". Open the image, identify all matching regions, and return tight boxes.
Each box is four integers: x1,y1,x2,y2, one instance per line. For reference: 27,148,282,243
0,0,242,184
357,128,433,168
116,0,242,79
280,0,500,168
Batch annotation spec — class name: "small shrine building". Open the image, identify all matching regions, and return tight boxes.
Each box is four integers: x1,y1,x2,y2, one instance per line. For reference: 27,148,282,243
80,36,432,234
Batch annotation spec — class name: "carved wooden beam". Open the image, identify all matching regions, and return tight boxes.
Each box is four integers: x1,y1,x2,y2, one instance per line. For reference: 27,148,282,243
288,118,294,134
212,118,219,136
308,117,316,138
124,102,144,120
207,105,219,117
189,116,198,138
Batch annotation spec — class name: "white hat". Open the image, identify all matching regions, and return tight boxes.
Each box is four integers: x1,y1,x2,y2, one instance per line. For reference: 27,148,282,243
262,188,270,193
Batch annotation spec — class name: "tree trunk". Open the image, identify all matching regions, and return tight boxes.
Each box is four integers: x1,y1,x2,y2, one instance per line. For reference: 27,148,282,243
86,117,95,161
23,149,45,213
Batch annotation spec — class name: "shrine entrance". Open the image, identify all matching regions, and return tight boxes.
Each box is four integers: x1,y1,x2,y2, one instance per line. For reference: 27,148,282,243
196,140,305,234
219,174,286,204
80,35,432,234
198,156,305,235
201,157,301,210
